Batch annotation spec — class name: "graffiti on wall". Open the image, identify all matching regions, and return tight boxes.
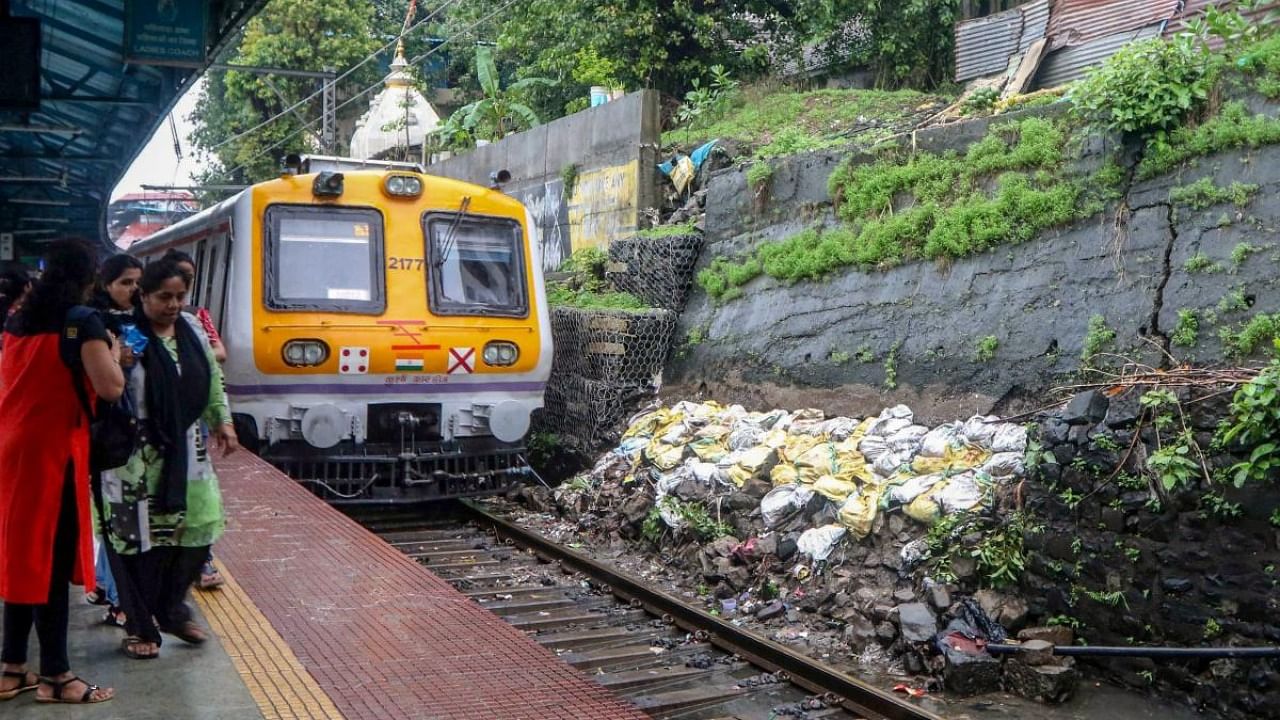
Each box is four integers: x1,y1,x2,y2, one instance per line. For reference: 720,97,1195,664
567,161,638,250
511,178,569,273
509,160,639,272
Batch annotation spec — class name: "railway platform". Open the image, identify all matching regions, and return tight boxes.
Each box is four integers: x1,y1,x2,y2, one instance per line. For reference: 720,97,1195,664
5,453,647,720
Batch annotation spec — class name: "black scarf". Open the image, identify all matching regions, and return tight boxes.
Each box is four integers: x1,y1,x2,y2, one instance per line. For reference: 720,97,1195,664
136,309,211,513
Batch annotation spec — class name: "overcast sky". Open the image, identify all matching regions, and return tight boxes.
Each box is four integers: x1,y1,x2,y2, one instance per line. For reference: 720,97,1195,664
110,77,208,201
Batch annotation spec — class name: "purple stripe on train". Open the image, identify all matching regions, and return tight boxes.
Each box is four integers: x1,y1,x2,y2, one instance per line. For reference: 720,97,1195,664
225,380,547,396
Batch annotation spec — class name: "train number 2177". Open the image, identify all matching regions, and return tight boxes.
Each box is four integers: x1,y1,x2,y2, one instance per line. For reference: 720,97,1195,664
387,257,425,270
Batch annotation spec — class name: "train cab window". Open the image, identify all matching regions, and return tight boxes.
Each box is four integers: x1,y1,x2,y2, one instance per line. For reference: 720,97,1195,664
264,205,385,313
422,212,527,318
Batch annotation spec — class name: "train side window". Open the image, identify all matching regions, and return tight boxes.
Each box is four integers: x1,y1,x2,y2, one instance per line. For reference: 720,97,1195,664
422,212,528,318
264,204,386,314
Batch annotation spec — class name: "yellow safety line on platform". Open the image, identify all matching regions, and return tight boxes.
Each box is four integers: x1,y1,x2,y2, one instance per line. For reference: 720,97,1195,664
192,561,346,720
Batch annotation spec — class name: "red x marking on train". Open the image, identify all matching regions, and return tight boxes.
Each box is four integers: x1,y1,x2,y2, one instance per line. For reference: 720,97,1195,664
448,347,475,374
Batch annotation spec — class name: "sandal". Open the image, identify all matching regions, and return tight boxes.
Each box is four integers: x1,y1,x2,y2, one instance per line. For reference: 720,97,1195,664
0,670,37,700
35,675,114,704
84,587,110,606
121,636,159,660
199,567,225,590
102,606,127,628
161,621,207,645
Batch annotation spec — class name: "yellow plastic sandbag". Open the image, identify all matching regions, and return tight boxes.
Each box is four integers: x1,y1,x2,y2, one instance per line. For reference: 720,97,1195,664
838,487,882,539
760,428,789,449
735,446,777,476
777,434,826,464
905,489,941,525
770,464,799,486
623,408,668,439
911,445,991,475
722,465,751,488
695,423,732,440
645,441,686,471
814,474,857,504
794,441,838,471
689,437,729,463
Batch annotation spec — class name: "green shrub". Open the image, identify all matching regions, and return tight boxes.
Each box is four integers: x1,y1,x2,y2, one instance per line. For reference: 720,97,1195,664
1082,315,1117,362
1168,178,1259,209
1220,313,1280,357
1184,252,1224,274
1218,340,1280,486
1071,38,1212,139
746,160,773,189
975,335,999,362
1172,309,1200,347
1139,101,1280,178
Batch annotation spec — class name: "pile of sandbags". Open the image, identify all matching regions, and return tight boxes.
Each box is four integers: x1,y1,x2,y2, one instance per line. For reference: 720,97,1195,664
580,401,1028,557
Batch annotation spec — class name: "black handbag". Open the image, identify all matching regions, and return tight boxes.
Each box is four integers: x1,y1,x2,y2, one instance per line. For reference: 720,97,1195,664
66,309,139,473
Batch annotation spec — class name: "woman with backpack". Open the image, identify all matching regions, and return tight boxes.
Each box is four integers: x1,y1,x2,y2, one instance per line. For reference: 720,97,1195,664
0,240,123,704
99,258,238,660
83,254,144,628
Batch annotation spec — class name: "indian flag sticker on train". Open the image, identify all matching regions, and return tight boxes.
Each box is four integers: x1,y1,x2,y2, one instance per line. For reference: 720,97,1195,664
339,347,369,374
395,357,425,372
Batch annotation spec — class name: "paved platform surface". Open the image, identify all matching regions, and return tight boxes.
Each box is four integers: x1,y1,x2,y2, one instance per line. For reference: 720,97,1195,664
2,593,263,720
3,452,647,720
211,452,647,720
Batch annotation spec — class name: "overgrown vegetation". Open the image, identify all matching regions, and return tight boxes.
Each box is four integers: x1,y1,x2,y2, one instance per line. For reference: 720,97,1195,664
663,84,948,150
1168,178,1260,209
1218,339,1280,486
1172,309,1200,347
925,511,1040,589
1082,315,1118,364
697,117,1114,299
548,248,649,311
1184,252,1224,274
1219,313,1280,357
643,497,734,542
636,219,700,240
975,335,998,362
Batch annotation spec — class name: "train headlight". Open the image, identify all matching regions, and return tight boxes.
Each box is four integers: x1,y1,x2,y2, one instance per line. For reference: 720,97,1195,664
312,171,344,197
384,174,423,198
482,341,519,367
282,339,330,367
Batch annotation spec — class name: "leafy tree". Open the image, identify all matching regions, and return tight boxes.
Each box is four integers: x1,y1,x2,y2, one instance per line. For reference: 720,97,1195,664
189,0,382,184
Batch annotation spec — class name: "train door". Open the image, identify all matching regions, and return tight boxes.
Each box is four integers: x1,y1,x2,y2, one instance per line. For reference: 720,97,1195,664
204,227,231,332
193,239,208,306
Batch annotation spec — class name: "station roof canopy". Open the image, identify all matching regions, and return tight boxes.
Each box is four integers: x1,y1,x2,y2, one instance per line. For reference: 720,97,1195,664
0,0,269,260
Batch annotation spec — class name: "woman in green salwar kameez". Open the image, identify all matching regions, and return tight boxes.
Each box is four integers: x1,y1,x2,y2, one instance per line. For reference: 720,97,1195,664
99,259,239,660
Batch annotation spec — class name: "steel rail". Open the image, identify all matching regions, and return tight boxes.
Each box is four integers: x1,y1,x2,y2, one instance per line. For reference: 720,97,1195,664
461,501,944,720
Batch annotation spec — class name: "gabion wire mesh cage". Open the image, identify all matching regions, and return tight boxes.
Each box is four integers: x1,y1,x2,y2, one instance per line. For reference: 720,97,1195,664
605,232,704,311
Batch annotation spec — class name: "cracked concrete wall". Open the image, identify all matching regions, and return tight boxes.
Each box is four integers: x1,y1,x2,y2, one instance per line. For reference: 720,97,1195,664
666,104,1280,424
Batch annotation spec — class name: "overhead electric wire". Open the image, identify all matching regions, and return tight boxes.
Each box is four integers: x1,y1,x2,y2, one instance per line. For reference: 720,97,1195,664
207,0,462,154
212,0,522,184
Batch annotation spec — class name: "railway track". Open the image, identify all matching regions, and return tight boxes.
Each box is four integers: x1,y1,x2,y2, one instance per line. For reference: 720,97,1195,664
346,501,942,720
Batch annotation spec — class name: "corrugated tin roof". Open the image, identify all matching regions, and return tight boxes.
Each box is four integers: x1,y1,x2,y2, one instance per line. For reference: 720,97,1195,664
1034,23,1163,88
1045,0,1181,50
954,0,1051,81
0,0,268,253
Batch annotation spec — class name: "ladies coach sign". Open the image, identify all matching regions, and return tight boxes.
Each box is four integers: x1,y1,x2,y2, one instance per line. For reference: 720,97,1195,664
124,0,208,67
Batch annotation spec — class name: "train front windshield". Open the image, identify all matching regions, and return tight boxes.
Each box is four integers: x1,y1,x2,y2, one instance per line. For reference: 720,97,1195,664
266,205,386,313
424,212,528,318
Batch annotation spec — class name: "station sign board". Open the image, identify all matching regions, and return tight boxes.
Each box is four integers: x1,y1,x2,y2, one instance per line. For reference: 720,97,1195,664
124,0,209,67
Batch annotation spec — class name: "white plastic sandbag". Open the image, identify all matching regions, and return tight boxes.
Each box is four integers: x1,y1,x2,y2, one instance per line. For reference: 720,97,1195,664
887,473,943,506
727,425,764,451
960,415,1001,448
818,417,861,441
980,452,1025,478
797,524,847,562
935,472,984,513
888,424,930,454
873,451,908,478
761,484,816,529
859,435,890,462
918,424,959,458
990,424,1028,454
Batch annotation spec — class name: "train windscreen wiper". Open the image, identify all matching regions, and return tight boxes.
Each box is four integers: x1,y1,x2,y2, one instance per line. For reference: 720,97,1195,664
436,196,472,267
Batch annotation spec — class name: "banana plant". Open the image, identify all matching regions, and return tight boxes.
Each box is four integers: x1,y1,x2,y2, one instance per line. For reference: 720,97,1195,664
454,45,553,142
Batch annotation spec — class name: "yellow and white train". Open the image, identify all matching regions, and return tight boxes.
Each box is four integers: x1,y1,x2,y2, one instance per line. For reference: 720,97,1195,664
129,157,552,503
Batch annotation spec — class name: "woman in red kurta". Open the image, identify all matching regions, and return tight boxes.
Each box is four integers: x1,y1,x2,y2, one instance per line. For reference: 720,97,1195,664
0,240,124,705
